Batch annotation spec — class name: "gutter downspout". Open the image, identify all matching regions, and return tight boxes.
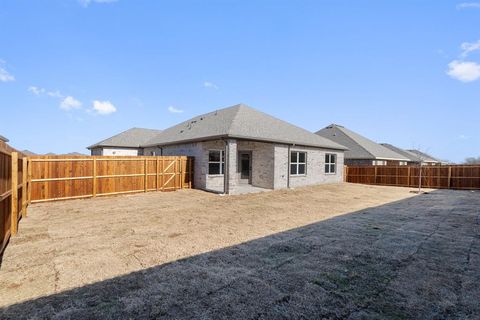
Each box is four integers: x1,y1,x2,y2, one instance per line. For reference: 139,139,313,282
287,144,292,189
224,140,229,195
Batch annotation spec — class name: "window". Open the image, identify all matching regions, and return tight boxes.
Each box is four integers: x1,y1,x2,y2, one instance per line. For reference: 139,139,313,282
325,153,336,174
290,152,307,175
209,150,225,175
399,161,407,166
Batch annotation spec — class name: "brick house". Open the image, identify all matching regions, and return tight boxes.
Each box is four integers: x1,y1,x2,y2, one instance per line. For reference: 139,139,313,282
142,104,347,194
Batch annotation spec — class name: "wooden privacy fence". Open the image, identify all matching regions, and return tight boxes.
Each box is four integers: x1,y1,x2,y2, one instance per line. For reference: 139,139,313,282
345,165,480,190
1,144,29,255
29,156,194,203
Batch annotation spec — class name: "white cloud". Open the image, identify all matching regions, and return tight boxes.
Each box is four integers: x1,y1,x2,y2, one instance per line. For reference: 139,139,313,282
78,0,118,7
460,40,480,57
92,100,117,115
28,86,65,98
447,60,480,82
168,106,184,113
0,61,14,82
203,81,219,90
457,2,480,9
28,86,46,95
47,90,63,98
60,96,83,110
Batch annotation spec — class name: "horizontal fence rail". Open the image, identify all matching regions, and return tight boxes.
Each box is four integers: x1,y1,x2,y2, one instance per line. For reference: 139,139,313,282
345,165,480,190
1,142,29,255
29,156,194,203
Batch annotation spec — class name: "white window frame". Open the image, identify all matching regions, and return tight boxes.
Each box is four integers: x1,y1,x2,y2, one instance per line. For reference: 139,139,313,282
290,151,307,176
325,153,336,174
208,150,225,175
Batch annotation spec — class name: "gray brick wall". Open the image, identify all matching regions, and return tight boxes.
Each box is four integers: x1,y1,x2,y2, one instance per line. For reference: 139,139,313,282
145,139,345,194
274,145,344,189
237,141,275,189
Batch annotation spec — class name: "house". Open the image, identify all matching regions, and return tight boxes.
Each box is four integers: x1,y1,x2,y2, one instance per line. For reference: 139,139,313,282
0,134,8,143
405,149,444,165
142,104,347,194
315,124,409,166
380,143,422,165
88,128,162,156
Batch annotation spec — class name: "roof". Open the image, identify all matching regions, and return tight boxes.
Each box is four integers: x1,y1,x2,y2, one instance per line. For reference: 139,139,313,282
88,128,163,149
406,149,441,163
21,150,37,156
315,124,409,161
143,104,347,150
380,144,422,162
0,134,9,143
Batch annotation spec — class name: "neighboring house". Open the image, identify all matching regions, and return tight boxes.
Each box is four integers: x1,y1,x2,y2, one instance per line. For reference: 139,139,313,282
21,150,37,156
406,149,444,165
0,134,8,143
142,104,347,194
87,128,162,156
380,143,422,165
315,124,409,166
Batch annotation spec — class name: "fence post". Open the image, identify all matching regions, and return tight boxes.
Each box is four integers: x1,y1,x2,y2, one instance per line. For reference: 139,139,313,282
27,158,32,204
407,167,411,187
447,166,452,189
92,157,97,197
144,158,148,192
156,157,159,191
374,166,378,185
11,152,18,236
179,158,183,189
22,158,27,218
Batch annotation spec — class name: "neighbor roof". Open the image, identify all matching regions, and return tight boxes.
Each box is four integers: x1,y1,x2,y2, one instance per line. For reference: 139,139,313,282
316,125,409,161
380,144,422,162
406,149,441,163
144,104,347,150
88,128,163,149
0,134,9,143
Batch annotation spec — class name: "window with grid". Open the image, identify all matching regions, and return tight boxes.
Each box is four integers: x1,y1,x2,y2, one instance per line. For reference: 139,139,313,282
290,152,307,175
208,150,225,175
325,153,336,174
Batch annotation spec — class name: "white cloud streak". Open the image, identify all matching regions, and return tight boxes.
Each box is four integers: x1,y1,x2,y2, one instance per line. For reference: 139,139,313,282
168,106,184,113
203,81,219,90
92,100,117,115
0,60,15,82
457,2,480,9
447,60,480,82
460,40,480,57
78,0,118,7
60,96,83,110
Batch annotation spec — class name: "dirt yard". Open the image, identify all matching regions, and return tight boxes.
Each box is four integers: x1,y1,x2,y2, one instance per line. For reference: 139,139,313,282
0,183,479,319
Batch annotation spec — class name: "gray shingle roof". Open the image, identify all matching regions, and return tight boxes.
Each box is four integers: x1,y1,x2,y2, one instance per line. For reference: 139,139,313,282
380,144,422,162
406,149,441,163
88,128,163,149
316,124,409,161
144,104,347,150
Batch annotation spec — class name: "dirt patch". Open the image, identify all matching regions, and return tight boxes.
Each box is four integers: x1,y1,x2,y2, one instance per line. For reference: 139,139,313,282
0,183,416,307
2,184,478,319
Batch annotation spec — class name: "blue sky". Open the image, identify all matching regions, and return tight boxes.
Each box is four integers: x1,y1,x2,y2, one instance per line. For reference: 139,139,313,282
0,0,479,162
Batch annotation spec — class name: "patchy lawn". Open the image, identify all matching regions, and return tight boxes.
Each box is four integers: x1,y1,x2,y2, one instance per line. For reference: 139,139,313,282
1,184,479,319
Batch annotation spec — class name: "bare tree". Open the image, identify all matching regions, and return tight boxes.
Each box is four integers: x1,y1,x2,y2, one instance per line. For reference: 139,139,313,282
464,157,480,164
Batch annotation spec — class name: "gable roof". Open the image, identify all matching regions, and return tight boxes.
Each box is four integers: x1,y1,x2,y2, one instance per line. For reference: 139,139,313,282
144,104,347,150
88,128,162,149
315,124,409,161
406,149,441,163
380,144,422,162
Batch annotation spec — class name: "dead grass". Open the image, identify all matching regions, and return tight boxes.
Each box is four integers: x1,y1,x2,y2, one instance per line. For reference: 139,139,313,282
0,183,416,307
